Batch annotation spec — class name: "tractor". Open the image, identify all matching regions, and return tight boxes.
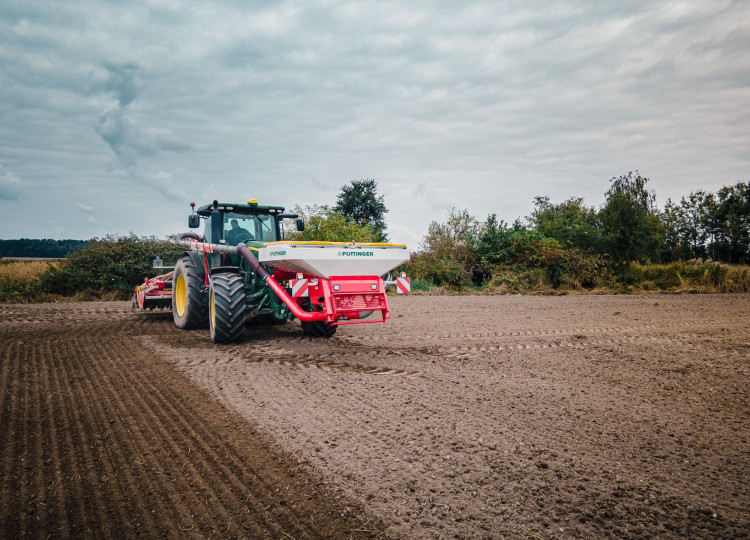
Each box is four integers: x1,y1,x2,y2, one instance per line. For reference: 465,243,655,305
137,199,411,344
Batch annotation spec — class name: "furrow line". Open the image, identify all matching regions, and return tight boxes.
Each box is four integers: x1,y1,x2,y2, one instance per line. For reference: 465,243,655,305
56,336,117,538
0,336,16,432
0,340,23,538
29,344,51,530
18,340,34,536
83,335,229,536
66,335,166,536
129,347,321,538
44,335,100,537
39,337,71,536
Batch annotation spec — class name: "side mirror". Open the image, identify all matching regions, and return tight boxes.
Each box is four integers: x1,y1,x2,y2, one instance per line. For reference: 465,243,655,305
188,214,200,228
296,218,305,232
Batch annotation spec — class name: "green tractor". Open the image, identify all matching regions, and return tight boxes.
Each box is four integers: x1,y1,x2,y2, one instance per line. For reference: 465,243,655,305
170,199,410,344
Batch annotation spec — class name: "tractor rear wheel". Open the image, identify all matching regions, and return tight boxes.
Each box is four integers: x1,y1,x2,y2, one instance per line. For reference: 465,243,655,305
209,273,246,344
173,256,208,329
301,320,337,338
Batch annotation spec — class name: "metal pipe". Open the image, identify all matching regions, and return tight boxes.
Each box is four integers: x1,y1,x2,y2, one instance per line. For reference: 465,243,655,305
263,276,329,322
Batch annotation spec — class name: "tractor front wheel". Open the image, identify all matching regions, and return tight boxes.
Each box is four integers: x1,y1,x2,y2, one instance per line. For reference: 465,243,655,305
209,273,246,344
301,320,337,338
173,256,208,329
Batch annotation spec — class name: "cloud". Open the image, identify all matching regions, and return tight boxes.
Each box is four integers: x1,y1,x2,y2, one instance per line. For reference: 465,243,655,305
76,202,94,212
150,171,186,200
100,62,139,107
93,63,188,199
0,1,748,241
0,166,24,201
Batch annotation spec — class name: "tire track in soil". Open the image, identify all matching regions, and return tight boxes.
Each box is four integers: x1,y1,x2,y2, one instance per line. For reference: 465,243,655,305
0,311,385,539
344,318,730,344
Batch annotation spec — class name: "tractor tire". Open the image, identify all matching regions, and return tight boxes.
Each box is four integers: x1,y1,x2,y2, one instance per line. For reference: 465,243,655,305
301,320,337,338
209,273,246,344
173,256,208,330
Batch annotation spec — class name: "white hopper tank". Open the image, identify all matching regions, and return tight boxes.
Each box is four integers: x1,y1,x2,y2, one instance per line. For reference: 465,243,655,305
257,241,410,279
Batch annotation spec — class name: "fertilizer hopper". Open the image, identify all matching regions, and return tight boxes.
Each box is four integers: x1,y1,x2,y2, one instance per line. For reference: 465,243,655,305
257,241,410,279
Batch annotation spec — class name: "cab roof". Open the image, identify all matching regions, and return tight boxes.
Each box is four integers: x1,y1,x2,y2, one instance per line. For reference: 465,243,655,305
196,201,286,217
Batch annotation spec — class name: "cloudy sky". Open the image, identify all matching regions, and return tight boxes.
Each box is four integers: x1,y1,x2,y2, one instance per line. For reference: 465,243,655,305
1,1,748,246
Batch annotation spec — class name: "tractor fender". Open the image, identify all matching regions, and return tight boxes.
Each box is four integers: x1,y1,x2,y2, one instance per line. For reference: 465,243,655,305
183,250,207,277
210,266,241,275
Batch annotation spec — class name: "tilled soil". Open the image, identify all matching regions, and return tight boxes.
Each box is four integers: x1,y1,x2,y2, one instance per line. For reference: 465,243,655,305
1,294,749,539
0,303,382,539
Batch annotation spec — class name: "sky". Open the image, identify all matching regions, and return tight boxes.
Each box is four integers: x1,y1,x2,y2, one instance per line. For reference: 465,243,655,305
1,0,748,248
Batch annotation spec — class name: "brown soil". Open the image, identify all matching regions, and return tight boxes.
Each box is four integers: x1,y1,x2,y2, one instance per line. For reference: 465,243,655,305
2,294,749,538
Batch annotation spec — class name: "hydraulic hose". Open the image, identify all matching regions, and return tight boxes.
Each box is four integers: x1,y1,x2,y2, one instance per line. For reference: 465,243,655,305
236,244,270,280
175,232,239,255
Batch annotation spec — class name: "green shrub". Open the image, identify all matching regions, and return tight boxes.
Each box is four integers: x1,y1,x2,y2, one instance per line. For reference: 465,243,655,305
409,279,435,292
403,252,471,289
39,235,185,300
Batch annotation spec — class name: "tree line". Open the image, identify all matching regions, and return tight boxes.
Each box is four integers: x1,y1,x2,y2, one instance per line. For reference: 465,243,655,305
0,239,88,259
406,173,749,290
528,172,749,265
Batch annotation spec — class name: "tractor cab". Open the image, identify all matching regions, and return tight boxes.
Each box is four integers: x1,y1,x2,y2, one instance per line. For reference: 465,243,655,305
189,199,302,244
188,199,300,268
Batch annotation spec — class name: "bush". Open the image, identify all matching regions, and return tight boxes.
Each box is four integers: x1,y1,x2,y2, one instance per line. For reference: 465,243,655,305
403,252,471,289
39,235,185,300
623,261,750,292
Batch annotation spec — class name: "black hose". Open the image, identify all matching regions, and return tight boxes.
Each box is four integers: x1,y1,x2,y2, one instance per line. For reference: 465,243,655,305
173,234,271,280
237,244,271,280
174,232,238,254
176,232,202,242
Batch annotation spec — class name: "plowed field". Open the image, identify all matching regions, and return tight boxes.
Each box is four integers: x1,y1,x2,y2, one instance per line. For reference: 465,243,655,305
1,294,749,539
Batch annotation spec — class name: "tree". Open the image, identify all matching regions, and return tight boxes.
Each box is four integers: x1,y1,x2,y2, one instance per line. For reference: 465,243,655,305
661,198,688,262
661,190,714,261
333,179,389,241
599,171,664,263
710,181,750,263
285,205,378,243
408,208,482,287
529,196,601,252
39,235,184,298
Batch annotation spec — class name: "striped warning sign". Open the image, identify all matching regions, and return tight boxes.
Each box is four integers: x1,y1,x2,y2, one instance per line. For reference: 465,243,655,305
290,279,309,298
396,276,410,294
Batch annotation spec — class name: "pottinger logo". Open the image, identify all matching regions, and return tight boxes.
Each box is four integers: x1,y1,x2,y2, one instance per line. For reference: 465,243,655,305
338,251,374,257
270,250,286,256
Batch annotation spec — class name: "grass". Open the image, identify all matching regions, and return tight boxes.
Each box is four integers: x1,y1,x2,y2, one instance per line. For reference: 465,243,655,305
2,257,750,302
0,259,56,279
408,261,750,295
0,260,56,302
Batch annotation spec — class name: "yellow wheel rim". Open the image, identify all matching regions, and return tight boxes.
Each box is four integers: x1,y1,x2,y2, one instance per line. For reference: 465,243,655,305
175,273,186,317
210,289,216,329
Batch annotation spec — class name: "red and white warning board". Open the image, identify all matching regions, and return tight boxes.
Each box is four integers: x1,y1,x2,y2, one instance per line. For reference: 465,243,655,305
396,276,410,294
289,279,309,298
